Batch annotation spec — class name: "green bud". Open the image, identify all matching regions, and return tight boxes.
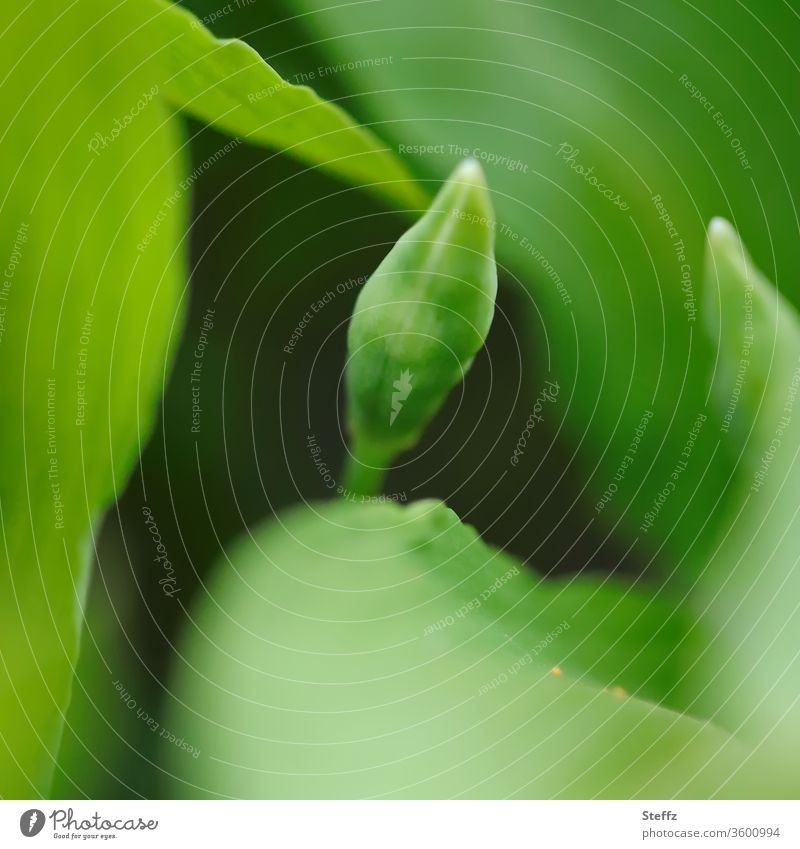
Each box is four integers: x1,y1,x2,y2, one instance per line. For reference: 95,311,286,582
704,217,792,441
344,158,497,492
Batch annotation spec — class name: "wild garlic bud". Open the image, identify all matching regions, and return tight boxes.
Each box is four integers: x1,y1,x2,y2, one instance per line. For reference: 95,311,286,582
344,158,498,493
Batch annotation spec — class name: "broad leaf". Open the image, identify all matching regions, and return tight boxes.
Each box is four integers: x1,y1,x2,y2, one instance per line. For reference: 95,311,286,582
164,500,756,799
0,0,187,796
0,0,425,797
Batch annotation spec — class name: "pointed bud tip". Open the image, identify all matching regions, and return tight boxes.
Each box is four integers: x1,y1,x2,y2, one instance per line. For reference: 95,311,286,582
708,216,739,251
436,157,494,226
450,157,488,189
707,216,752,277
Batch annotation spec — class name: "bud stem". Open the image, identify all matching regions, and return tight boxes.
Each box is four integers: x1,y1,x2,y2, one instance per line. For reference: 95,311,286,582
341,436,391,497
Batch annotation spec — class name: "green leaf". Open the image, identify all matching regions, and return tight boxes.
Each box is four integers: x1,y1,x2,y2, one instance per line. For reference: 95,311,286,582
344,158,497,491
164,499,757,799
150,0,427,210
275,0,800,561
0,0,187,796
0,0,431,796
685,220,800,771
529,576,701,714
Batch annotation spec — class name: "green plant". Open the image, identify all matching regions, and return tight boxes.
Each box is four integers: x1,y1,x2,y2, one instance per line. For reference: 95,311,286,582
2,0,798,802
163,186,799,796
0,0,419,797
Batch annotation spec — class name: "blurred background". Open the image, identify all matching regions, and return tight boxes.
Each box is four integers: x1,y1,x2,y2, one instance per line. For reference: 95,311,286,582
54,0,800,797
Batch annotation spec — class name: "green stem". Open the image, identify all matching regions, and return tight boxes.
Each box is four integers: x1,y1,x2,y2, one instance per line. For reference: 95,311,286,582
341,435,393,497
341,454,387,497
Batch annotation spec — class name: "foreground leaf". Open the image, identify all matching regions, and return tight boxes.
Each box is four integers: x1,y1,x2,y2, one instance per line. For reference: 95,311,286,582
0,0,187,796
164,500,756,799
0,0,422,796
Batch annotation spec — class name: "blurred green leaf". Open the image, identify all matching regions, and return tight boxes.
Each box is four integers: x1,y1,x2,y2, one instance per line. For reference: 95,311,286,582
165,499,756,799
0,0,187,796
530,576,701,714
0,0,426,797
154,0,427,209
683,220,800,776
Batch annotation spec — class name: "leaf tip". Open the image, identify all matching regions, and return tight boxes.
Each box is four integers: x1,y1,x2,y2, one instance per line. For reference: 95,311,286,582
434,157,494,227
707,216,741,256
451,156,488,189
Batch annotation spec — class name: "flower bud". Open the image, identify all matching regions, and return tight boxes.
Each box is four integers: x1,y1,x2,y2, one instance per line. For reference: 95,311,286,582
344,158,497,489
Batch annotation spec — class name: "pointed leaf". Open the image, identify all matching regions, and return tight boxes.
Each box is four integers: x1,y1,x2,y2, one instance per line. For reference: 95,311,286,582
687,220,800,770
151,0,427,210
